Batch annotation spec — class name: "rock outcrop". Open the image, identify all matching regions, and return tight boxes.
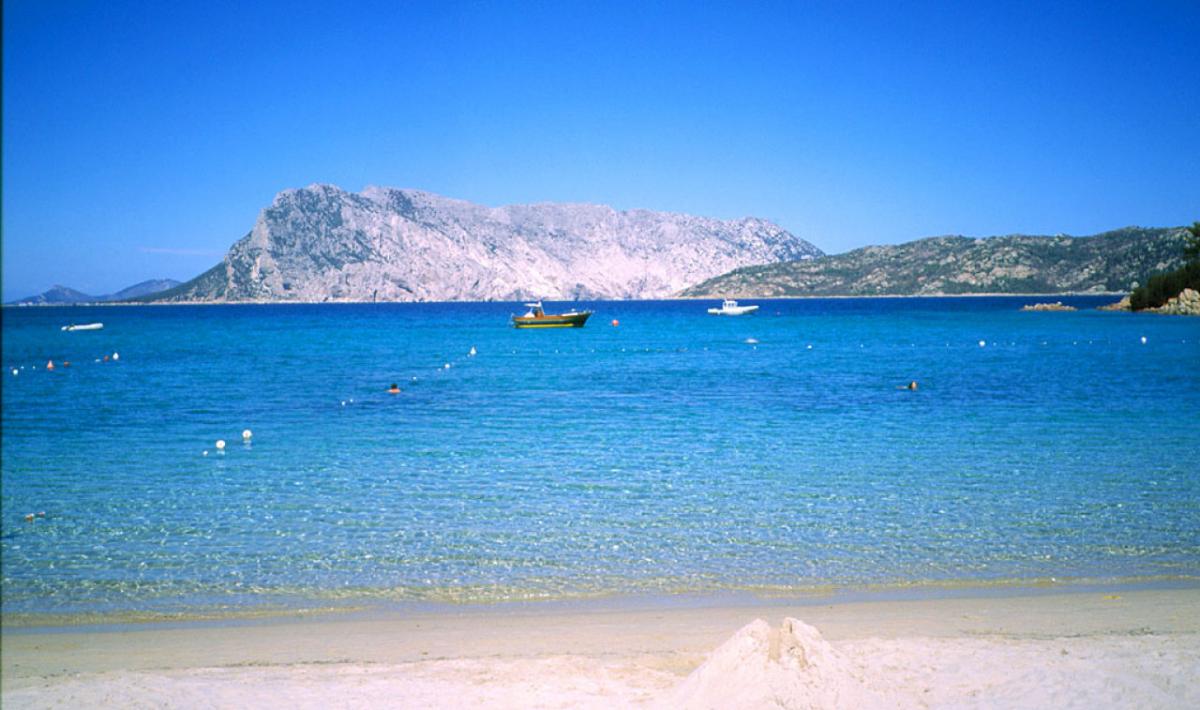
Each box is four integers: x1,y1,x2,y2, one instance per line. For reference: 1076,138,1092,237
1098,295,1132,311
1020,302,1076,312
144,185,822,303
1148,288,1200,315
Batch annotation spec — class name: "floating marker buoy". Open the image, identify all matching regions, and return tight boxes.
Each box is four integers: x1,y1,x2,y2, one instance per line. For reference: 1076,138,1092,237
444,363,451,369
1140,336,1147,344
468,346,477,356
112,352,120,361
611,319,619,327
203,450,209,456
11,369,17,376
806,344,813,350
215,439,226,450
242,429,253,440
978,340,986,348
340,401,346,406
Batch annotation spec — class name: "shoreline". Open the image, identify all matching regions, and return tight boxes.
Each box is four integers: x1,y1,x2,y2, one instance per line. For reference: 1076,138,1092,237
2,292,1130,308
4,575,1198,632
4,586,1197,707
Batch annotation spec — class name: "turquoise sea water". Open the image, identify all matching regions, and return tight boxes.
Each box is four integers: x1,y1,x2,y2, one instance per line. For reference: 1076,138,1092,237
2,298,1198,621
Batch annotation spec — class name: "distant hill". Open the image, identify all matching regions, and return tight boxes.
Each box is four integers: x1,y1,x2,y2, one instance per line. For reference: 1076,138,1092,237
107,279,184,300
679,227,1189,297
138,184,823,303
11,279,181,305
11,285,98,305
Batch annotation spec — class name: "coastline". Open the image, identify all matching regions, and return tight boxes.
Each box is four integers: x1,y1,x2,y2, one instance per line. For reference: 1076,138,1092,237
4,573,1197,630
4,585,1197,708
2,292,1130,307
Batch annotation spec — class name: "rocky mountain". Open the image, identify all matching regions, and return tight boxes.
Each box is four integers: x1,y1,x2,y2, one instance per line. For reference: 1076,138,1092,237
11,279,181,305
141,185,822,302
680,227,1189,297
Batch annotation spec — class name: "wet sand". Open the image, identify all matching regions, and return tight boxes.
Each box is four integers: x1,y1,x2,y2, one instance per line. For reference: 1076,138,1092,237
3,587,1198,708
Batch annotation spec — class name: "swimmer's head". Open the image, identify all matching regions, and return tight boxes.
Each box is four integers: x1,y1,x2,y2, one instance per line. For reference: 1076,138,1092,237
908,381,918,390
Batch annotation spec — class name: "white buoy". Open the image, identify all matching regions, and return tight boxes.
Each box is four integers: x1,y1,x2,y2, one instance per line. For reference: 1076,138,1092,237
978,340,986,347
242,429,253,441
468,346,477,357
444,363,451,369
10,369,17,376
341,401,346,406
215,439,226,450
203,450,209,456
1140,336,1147,344
112,352,120,361
806,344,813,350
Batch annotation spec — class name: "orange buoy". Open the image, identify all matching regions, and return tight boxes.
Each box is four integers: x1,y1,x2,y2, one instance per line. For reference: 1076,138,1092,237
46,360,55,370
611,319,619,327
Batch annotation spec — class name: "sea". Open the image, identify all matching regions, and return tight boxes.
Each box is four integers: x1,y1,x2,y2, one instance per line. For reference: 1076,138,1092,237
2,297,1198,623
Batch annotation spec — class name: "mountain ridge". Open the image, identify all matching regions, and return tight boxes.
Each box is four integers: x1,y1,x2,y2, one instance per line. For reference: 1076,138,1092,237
680,226,1189,298
141,184,823,303
11,279,181,305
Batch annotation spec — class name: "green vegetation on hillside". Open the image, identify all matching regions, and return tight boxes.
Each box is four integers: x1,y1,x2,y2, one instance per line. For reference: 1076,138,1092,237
1129,222,1200,310
680,227,1189,298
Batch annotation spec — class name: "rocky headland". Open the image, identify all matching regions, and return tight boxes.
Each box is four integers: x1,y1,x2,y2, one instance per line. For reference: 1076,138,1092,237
1146,287,1200,315
140,185,822,303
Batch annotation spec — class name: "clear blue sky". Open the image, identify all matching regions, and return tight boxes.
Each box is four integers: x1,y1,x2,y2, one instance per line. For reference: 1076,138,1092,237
3,0,1198,300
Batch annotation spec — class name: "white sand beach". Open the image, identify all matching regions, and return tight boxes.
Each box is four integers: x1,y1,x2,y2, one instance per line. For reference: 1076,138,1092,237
3,588,1198,709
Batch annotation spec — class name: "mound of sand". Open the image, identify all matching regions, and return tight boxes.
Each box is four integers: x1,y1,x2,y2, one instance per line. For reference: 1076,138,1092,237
669,617,891,709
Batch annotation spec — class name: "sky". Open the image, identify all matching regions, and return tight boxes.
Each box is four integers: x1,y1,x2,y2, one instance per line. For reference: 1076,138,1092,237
3,0,1198,300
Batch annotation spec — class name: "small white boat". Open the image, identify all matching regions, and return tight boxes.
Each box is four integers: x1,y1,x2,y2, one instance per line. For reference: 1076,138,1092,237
707,299,759,316
61,323,104,331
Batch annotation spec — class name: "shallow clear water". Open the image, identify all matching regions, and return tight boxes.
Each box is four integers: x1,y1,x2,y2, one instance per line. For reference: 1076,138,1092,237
2,298,1198,618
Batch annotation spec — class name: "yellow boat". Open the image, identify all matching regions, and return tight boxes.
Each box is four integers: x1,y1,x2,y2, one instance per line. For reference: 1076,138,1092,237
512,301,592,329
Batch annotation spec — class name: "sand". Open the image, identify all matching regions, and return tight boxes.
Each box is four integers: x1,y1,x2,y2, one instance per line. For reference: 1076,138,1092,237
3,588,1198,708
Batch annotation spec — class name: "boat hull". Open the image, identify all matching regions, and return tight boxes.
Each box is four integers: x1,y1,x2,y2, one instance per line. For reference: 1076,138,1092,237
512,312,592,329
707,306,759,316
62,323,104,331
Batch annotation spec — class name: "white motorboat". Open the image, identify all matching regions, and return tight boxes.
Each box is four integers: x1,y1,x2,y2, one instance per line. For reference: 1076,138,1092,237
707,299,759,316
61,323,104,331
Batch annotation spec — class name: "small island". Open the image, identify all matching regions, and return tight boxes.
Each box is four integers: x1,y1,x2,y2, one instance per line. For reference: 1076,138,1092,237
1020,301,1076,312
